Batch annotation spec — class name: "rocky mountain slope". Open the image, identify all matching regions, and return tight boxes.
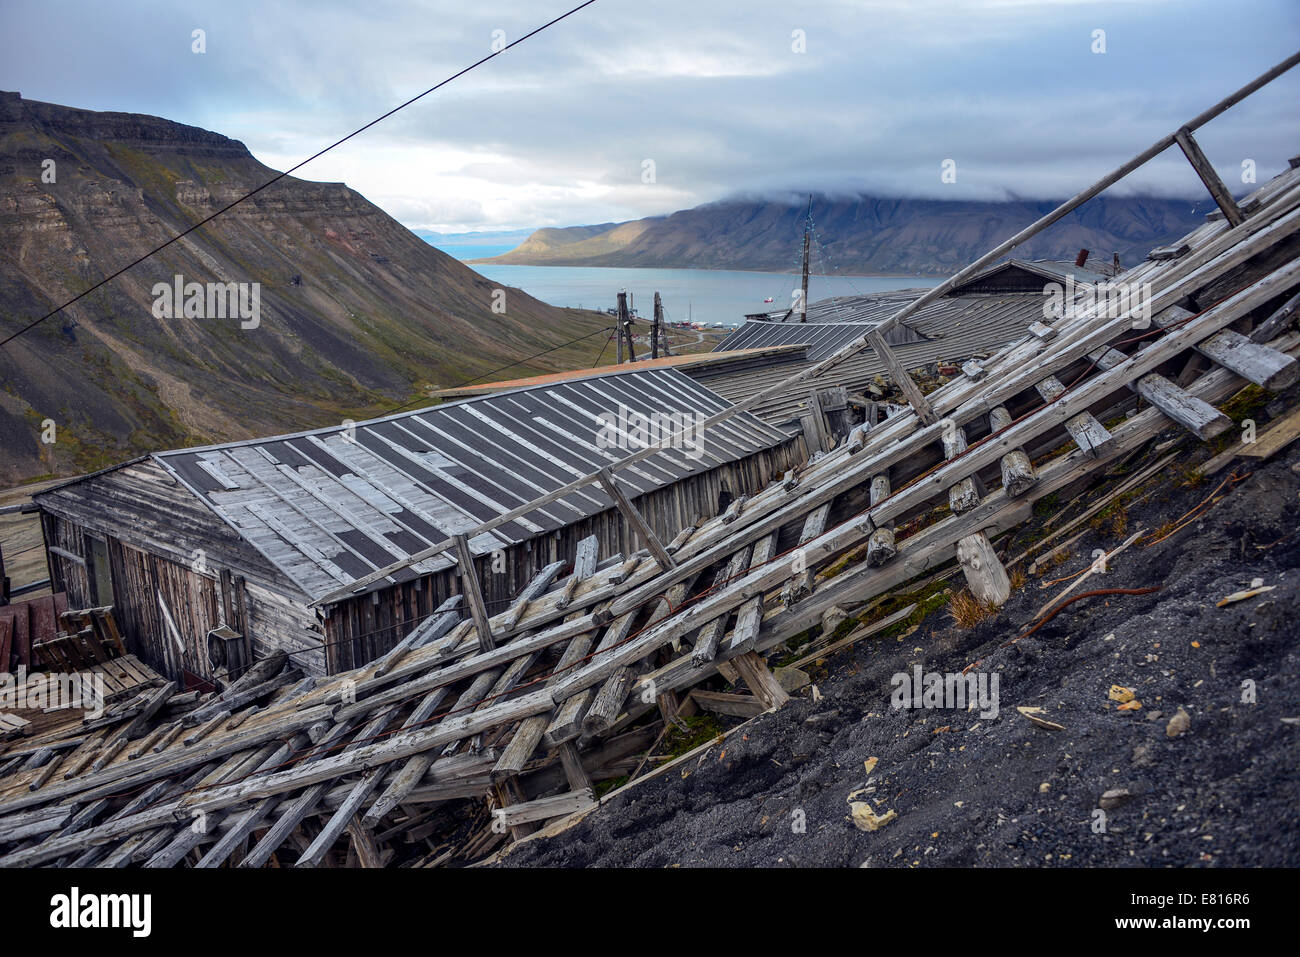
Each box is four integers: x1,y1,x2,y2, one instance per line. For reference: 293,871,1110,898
475,194,1216,275
0,92,609,485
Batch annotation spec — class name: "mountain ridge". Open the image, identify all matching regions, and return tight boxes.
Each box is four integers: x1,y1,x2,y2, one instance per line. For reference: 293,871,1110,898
0,92,610,485
472,193,1217,275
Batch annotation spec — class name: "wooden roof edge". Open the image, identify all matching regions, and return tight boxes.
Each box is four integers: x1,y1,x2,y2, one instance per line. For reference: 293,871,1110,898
431,345,809,397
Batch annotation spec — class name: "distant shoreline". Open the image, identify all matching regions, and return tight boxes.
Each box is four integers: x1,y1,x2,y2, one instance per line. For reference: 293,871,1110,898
463,258,940,279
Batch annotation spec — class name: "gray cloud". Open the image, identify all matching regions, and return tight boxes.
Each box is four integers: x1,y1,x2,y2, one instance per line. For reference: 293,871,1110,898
2,0,1297,230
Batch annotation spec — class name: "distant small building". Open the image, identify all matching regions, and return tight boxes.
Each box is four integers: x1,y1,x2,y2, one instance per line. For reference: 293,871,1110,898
33,368,800,683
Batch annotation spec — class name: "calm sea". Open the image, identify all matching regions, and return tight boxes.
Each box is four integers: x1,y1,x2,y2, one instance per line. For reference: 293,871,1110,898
438,247,942,327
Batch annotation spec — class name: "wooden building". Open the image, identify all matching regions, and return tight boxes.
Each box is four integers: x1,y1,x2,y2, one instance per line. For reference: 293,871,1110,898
33,367,800,683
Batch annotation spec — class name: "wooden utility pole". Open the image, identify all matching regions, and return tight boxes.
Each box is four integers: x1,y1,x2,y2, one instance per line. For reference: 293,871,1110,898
616,293,626,364
617,292,637,362
799,195,812,323
652,292,662,359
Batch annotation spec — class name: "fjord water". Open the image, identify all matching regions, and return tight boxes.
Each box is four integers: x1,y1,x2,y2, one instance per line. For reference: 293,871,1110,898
460,262,943,327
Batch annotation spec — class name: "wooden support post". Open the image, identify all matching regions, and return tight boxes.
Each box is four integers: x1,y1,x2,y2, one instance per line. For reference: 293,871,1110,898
555,535,599,610
783,504,830,604
727,532,778,654
690,546,750,666
941,422,1011,607
940,423,980,513
866,473,896,566
731,651,790,711
597,468,676,571
1036,375,1112,456
1156,303,1298,388
990,406,1037,496
1175,126,1245,227
956,533,1012,608
558,742,592,793
452,534,494,653
866,329,938,425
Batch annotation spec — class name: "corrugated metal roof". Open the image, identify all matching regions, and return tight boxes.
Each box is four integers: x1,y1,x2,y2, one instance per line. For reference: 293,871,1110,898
698,292,1044,423
152,368,791,601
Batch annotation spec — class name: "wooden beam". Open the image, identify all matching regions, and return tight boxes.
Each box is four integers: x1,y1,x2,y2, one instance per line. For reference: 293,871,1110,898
1089,346,1232,439
867,329,938,425
597,468,676,571
453,534,494,653
1175,126,1245,227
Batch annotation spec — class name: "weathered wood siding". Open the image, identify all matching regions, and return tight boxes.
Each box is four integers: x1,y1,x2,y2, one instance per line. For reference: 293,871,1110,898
322,441,801,671
35,462,325,685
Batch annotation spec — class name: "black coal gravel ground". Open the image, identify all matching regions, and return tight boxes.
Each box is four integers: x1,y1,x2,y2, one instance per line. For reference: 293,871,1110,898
500,443,1300,868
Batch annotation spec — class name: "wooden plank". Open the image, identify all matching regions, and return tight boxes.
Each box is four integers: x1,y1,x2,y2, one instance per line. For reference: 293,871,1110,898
730,651,789,711
1028,320,1058,341
1239,404,1300,460
495,788,595,827
1195,328,1298,390
690,689,766,719
1089,346,1232,439
690,546,750,666
783,502,831,604
1175,126,1245,227
867,329,938,425
452,534,494,653
597,468,676,571
499,561,565,632
941,424,980,513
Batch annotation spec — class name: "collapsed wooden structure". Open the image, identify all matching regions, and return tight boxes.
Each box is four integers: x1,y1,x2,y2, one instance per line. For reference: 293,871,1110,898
32,368,798,683
1,53,1298,868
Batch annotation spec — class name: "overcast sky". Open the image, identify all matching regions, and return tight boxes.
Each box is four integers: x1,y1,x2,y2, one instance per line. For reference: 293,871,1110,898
2,0,1298,232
